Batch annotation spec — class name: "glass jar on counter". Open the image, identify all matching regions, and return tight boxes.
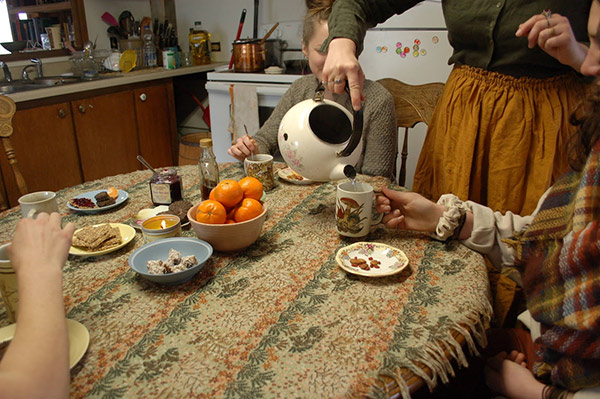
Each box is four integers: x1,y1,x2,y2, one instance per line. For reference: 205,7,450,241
150,168,183,205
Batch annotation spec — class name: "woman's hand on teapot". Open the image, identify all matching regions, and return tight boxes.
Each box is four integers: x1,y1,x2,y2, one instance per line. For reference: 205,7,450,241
227,134,257,161
322,38,365,112
376,187,444,232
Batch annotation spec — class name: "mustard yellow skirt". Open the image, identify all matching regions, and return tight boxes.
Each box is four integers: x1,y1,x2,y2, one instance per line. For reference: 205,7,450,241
413,65,589,215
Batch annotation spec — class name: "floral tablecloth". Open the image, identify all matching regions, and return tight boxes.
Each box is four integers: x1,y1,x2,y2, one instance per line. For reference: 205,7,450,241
0,163,492,399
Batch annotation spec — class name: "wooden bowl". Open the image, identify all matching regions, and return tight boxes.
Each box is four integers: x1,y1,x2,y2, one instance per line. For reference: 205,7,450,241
187,203,267,252
1,41,27,53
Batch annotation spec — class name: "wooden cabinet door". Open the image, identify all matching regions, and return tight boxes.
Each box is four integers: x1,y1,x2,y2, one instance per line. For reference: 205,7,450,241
0,102,83,207
134,82,177,168
72,90,140,182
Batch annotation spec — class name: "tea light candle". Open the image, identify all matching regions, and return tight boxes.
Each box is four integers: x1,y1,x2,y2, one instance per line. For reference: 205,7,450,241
141,215,181,242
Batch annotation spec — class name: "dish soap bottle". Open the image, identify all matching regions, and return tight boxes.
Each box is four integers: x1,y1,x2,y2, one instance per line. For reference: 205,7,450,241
189,21,211,65
198,138,219,200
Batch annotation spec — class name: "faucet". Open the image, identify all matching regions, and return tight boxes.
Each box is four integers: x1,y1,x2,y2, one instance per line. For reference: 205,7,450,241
21,58,43,80
0,61,12,82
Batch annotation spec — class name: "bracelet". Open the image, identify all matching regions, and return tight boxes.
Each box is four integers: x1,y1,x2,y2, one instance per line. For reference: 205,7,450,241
543,385,570,399
432,194,468,241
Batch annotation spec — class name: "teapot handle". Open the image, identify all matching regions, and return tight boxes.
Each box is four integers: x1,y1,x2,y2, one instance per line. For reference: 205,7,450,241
337,84,363,157
313,81,363,158
336,106,363,157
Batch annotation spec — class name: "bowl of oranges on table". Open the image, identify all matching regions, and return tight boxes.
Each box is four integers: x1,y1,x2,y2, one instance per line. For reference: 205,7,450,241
187,177,267,252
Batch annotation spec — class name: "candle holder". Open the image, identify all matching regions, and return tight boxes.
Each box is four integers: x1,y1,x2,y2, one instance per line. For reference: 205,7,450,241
141,215,181,242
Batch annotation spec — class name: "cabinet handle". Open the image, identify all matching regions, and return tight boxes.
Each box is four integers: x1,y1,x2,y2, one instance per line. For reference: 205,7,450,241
58,108,67,118
139,93,147,102
78,104,86,114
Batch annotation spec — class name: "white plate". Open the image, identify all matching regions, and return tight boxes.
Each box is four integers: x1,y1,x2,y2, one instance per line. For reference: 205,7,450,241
69,223,136,257
67,189,129,213
0,319,89,369
336,242,409,277
277,167,315,185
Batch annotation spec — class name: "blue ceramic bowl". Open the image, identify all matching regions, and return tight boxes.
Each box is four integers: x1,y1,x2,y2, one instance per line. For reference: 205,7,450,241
128,237,212,284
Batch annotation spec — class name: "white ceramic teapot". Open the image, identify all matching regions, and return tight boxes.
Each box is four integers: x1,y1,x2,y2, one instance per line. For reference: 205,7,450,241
277,84,363,181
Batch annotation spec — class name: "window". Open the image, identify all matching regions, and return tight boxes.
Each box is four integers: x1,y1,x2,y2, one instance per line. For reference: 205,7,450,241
0,1,12,55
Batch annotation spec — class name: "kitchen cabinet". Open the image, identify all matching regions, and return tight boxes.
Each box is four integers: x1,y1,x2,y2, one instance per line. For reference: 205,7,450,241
0,79,177,207
72,90,140,182
134,83,178,169
0,101,83,205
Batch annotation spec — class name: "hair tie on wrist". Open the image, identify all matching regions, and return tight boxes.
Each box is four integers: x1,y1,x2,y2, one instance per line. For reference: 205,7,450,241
431,194,467,241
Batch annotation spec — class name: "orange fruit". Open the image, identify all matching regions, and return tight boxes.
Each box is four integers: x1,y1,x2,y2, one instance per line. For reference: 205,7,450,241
107,187,119,199
213,179,243,209
209,188,216,201
225,219,236,224
233,198,263,222
239,176,263,201
196,200,227,224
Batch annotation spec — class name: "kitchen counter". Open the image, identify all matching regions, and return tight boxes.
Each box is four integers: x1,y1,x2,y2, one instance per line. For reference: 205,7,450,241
6,62,225,103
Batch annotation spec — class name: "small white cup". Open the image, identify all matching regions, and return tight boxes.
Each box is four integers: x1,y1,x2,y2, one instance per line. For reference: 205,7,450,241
18,191,59,219
244,154,275,191
335,181,382,237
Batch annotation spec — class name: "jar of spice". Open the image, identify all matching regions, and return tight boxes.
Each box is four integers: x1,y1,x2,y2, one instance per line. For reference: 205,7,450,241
150,168,183,205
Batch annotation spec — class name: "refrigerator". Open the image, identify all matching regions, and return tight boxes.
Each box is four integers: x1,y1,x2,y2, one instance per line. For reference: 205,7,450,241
358,0,451,189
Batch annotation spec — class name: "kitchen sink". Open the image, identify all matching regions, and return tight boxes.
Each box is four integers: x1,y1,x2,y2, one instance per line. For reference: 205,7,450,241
32,76,83,86
0,76,84,94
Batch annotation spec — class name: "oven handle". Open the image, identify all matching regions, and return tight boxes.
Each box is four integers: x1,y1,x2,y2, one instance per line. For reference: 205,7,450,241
206,82,291,96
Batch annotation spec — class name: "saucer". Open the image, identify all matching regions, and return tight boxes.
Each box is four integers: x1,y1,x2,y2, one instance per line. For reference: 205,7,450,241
336,242,409,277
0,319,89,369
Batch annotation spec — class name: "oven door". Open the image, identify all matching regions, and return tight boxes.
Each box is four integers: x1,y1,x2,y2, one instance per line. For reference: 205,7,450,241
206,81,292,162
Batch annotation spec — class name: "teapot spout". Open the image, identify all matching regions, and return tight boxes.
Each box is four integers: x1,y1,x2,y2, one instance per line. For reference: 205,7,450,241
329,163,350,181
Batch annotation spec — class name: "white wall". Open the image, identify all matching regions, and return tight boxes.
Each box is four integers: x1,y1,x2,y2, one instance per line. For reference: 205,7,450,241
84,0,152,50
176,0,304,62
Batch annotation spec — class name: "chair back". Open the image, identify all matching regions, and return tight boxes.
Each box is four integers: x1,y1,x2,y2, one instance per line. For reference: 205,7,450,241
377,78,444,186
0,95,27,211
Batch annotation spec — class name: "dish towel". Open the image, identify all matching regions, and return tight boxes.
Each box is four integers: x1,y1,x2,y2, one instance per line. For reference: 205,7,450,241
227,84,260,142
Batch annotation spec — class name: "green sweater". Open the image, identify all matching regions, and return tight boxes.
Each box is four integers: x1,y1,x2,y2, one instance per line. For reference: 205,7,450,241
254,75,397,178
324,0,591,78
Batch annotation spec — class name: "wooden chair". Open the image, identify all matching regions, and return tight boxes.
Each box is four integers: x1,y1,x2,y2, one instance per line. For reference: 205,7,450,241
0,95,27,211
377,78,444,187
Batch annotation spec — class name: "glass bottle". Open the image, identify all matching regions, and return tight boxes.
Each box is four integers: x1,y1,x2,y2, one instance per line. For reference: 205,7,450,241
198,138,219,200
142,27,157,68
188,21,211,65
150,168,183,205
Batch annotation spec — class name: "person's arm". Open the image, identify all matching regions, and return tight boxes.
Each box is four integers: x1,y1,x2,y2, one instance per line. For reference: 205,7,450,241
375,187,536,269
516,11,589,72
320,0,422,110
0,213,75,399
485,352,576,399
358,81,397,178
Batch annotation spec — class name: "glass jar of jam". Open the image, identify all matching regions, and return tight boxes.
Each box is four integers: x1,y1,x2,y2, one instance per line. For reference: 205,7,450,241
149,168,183,205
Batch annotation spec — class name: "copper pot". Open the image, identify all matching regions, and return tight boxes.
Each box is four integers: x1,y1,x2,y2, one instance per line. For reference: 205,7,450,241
232,39,265,72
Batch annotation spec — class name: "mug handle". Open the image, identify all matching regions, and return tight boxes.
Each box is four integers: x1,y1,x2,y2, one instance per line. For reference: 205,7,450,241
26,208,37,218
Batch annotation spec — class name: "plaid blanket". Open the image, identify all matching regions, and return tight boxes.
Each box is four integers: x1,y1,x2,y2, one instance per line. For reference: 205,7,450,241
511,139,600,390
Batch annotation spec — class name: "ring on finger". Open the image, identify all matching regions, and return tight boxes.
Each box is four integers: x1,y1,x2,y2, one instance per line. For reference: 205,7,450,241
320,80,328,85
333,79,344,84
542,9,552,27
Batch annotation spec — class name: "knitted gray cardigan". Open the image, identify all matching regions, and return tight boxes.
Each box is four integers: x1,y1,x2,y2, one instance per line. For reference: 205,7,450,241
253,75,397,178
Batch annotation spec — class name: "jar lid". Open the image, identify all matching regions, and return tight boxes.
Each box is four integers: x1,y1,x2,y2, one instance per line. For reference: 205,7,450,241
199,138,213,148
159,167,177,175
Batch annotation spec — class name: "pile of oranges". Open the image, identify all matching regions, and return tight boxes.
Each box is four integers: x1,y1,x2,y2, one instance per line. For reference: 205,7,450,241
196,177,264,224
